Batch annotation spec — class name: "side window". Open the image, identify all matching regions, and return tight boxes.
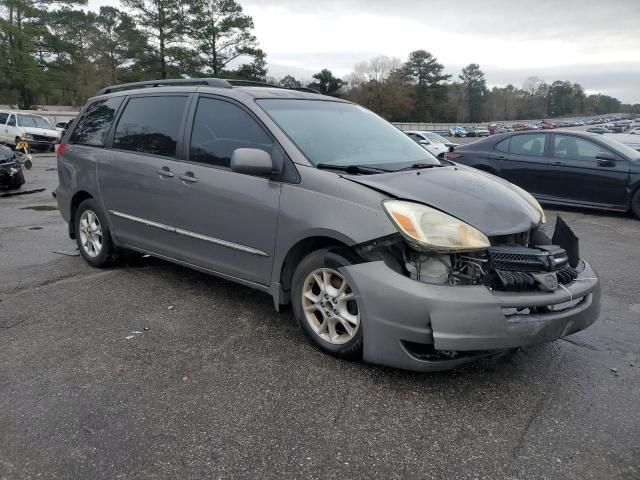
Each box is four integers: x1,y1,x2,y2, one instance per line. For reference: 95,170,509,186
70,97,123,146
113,96,188,157
495,138,510,153
0,113,8,125
509,134,546,157
553,135,605,161
7,115,16,127
189,97,273,168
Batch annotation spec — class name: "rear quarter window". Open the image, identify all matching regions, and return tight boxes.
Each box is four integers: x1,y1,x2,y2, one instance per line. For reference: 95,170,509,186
112,96,188,158
495,138,510,153
70,97,123,146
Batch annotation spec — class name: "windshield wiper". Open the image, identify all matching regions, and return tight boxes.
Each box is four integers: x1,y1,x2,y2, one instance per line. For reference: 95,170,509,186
315,163,390,174
395,163,443,171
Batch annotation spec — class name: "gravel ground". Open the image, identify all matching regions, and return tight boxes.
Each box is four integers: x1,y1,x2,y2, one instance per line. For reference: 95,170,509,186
0,152,638,480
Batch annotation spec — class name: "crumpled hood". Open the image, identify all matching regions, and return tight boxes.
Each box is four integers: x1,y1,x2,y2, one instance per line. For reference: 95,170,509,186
343,165,542,236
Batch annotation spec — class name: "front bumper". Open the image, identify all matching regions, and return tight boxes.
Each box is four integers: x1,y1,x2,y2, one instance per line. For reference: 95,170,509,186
27,139,56,149
338,260,600,372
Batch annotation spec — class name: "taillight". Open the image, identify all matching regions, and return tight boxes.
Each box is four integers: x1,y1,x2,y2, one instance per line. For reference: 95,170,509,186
57,143,66,167
446,152,462,160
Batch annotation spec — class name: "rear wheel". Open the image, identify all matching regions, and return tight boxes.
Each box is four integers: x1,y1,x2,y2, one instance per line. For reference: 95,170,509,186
291,249,363,359
74,198,119,267
631,189,640,219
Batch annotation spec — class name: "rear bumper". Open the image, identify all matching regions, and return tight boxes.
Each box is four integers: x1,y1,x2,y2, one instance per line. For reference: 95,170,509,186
338,260,600,372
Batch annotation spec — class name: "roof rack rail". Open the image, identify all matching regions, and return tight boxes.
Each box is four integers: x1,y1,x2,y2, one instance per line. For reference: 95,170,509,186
224,79,279,88
225,79,320,94
96,78,232,96
96,77,322,96
292,87,320,94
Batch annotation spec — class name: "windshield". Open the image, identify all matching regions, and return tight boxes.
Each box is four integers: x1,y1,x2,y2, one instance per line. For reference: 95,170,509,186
424,132,449,144
599,135,640,160
257,99,440,169
17,115,55,130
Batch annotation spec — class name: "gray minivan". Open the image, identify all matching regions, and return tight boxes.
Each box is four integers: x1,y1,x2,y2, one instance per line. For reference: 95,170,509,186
56,79,601,371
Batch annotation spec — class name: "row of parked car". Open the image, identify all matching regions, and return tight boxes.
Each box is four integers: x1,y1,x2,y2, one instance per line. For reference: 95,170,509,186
447,116,638,138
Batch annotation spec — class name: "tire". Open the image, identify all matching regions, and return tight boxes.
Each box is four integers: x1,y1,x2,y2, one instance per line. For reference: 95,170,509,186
291,248,363,359
6,169,25,190
631,189,640,220
74,198,119,267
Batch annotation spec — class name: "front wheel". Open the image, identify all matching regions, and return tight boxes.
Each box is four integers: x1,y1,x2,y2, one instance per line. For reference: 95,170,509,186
291,249,363,359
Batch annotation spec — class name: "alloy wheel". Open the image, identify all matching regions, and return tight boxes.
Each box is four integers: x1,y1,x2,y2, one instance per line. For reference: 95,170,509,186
301,268,360,345
79,209,103,258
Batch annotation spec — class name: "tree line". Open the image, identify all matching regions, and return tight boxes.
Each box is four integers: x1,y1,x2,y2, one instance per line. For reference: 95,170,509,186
1,0,638,121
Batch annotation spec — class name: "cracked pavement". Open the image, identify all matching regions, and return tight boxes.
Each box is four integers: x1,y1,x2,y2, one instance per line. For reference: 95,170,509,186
0,153,639,479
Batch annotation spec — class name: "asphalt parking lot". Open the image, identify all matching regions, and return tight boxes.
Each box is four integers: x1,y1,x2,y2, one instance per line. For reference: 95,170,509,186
1,153,639,480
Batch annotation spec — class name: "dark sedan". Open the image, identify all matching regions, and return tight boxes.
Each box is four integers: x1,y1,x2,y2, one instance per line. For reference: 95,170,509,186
449,131,640,218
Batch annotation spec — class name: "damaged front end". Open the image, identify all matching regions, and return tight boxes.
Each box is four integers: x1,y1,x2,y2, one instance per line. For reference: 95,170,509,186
331,215,600,371
352,215,580,295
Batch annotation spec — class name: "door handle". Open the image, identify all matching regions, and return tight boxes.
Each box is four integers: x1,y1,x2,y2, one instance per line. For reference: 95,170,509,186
496,155,506,160
157,167,174,178
596,159,615,167
551,161,563,166
179,172,198,184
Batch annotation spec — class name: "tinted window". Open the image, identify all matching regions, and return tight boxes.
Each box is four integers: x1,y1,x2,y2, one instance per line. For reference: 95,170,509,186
0,113,8,124
510,134,546,156
554,135,605,161
70,98,123,146
495,138,510,153
7,115,15,127
189,97,273,168
113,96,187,157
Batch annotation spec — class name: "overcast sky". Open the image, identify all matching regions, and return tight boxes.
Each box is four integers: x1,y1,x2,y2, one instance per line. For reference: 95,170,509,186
88,0,640,103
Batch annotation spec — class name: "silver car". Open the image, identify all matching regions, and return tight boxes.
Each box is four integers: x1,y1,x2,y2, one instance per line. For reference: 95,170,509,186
55,79,601,371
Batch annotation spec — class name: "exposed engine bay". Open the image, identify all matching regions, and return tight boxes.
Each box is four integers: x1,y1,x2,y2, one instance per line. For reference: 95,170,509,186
353,216,581,293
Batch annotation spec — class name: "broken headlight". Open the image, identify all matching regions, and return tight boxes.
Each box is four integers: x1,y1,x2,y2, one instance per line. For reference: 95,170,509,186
382,200,490,253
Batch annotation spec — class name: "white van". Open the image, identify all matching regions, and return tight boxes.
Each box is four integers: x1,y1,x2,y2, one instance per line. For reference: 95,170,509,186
0,111,61,151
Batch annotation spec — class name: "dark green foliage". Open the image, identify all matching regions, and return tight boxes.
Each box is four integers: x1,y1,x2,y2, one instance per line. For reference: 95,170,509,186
308,69,344,96
400,50,451,121
459,63,487,123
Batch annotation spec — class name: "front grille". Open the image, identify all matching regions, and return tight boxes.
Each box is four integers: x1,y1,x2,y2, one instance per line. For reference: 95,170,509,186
488,245,569,272
486,245,575,291
32,134,56,143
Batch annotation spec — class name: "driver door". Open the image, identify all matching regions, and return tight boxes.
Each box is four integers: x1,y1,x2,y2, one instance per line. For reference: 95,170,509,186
168,95,282,286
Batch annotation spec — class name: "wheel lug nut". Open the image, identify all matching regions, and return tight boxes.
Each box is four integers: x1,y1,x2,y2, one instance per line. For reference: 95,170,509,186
332,299,337,304
333,309,338,315
324,294,329,299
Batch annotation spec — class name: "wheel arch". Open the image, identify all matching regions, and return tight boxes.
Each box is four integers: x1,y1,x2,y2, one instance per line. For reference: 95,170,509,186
68,190,94,239
275,235,352,308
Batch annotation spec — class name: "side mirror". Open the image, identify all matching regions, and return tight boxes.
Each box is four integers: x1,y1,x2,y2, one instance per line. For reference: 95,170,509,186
230,148,274,176
23,158,33,170
418,140,430,145
449,146,455,153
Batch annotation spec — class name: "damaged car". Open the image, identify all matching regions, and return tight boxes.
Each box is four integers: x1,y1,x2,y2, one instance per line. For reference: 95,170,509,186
55,78,601,371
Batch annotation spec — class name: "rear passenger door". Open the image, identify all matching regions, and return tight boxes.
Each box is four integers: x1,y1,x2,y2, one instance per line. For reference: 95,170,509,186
170,95,282,286
98,94,190,259
494,133,554,196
